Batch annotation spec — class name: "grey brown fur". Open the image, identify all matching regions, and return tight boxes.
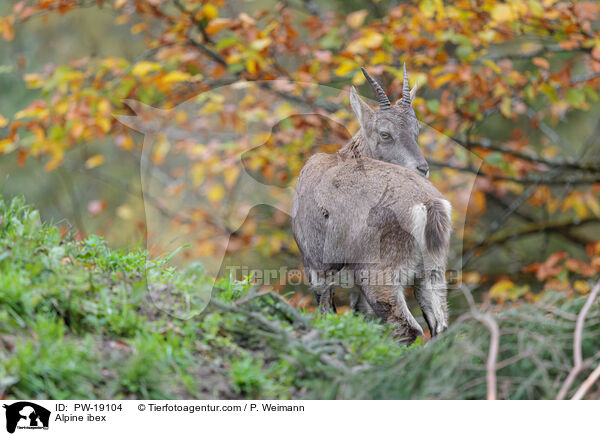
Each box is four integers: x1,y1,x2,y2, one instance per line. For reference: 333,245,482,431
291,67,452,341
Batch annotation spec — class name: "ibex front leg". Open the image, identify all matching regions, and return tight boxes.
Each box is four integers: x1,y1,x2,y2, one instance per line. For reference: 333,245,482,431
307,268,337,314
360,284,423,343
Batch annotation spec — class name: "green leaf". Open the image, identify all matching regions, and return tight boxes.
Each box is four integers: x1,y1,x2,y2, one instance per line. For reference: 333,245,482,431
215,37,238,50
566,88,585,107
426,99,440,114
484,152,504,166
320,29,343,50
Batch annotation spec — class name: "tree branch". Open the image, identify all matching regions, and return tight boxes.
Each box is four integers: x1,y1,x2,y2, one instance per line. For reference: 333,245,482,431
429,159,600,186
460,284,500,400
556,280,600,400
572,362,600,400
466,217,600,254
452,136,600,173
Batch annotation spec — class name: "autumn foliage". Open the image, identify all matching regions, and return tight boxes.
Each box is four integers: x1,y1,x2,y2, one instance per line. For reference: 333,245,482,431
1,0,600,303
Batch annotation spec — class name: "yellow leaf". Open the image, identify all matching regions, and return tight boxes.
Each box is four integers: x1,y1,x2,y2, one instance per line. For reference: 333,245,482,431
362,32,383,49
372,50,390,65
14,107,49,120
250,38,271,51
479,29,497,43
85,154,105,169
351,71,365,85
224,166,240,187
207,184,225,203
334,61,356,77
500,97,512,118
131,23,147,34
346,10,368,29
131,61,161,77
483,59,501,74
574,200,588,219
0,114,7,128
419,0,436,18
347,31,383,54
202,4,219,20
97,117,111,133
45,152,63,172
115,14,129,25
432,73,455,89
245,58,257,75
586,195,600,216
119,134,134,150
0,138,15,153
161,70,191,84
489,279,515,300
574,280,590,294
98,100,111,116
491,4,514,22
23,73,44,89
152,135,170,165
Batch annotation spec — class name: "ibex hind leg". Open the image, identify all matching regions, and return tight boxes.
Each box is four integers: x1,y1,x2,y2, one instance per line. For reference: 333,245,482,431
350,289,376,317
414,261,448,337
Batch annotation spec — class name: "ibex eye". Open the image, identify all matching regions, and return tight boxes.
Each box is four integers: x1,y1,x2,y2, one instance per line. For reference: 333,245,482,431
380,132,391,140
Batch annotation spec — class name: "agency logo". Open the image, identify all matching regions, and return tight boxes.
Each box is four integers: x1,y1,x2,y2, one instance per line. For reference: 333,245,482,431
2,402,50,433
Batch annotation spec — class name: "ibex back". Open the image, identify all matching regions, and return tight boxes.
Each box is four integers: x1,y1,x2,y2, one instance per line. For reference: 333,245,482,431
291,66,452,342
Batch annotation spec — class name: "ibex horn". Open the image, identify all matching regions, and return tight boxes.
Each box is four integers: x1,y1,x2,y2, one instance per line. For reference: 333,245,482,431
401,63,411,105
361,67,392,110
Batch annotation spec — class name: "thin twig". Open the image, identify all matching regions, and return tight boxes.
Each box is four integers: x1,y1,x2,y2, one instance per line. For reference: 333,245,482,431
572,363,600,400
556,280,600,400
460,284,500,400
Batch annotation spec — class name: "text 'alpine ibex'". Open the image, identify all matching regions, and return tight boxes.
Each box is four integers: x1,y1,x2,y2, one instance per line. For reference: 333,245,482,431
291,66,452,342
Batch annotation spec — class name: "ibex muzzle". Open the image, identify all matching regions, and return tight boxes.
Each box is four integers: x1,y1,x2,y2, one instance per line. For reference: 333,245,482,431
291,66,451,342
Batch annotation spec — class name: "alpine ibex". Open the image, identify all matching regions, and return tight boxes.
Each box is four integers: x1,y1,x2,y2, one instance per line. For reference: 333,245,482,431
291,66,452,341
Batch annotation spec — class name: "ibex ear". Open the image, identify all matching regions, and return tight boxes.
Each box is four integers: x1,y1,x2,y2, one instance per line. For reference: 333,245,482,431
350,86,374,130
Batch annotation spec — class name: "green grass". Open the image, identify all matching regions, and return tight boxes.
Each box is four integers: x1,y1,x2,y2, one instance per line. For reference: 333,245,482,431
2,195,598,399
0,195,404,399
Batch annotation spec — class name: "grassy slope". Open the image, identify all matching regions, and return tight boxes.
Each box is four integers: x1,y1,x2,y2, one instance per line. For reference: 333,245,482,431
0,196,407,399
1,196,598,399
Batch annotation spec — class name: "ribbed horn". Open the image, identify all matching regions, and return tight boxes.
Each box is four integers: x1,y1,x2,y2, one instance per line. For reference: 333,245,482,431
361,67,391,110
401,63,411,105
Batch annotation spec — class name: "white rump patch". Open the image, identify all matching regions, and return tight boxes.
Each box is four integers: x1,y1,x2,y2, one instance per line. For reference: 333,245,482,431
410,203,427,250
440,199,452,222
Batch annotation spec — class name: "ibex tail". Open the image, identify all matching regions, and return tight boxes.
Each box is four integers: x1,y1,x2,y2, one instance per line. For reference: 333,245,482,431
424,198,452,260
411,199,452,262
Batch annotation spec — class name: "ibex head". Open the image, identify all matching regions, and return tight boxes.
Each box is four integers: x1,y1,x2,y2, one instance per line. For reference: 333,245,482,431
350,65,429,178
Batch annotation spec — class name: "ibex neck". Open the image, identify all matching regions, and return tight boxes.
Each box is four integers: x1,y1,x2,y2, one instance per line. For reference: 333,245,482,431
339,130,371,159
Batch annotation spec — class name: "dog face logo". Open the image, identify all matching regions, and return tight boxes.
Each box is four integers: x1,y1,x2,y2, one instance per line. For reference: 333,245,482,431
3,402,50,433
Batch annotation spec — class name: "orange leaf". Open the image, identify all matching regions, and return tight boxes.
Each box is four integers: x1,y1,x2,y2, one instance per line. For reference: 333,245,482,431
205,18,231,35
1,17,14,41
532,57,550,70
346,10,368,29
